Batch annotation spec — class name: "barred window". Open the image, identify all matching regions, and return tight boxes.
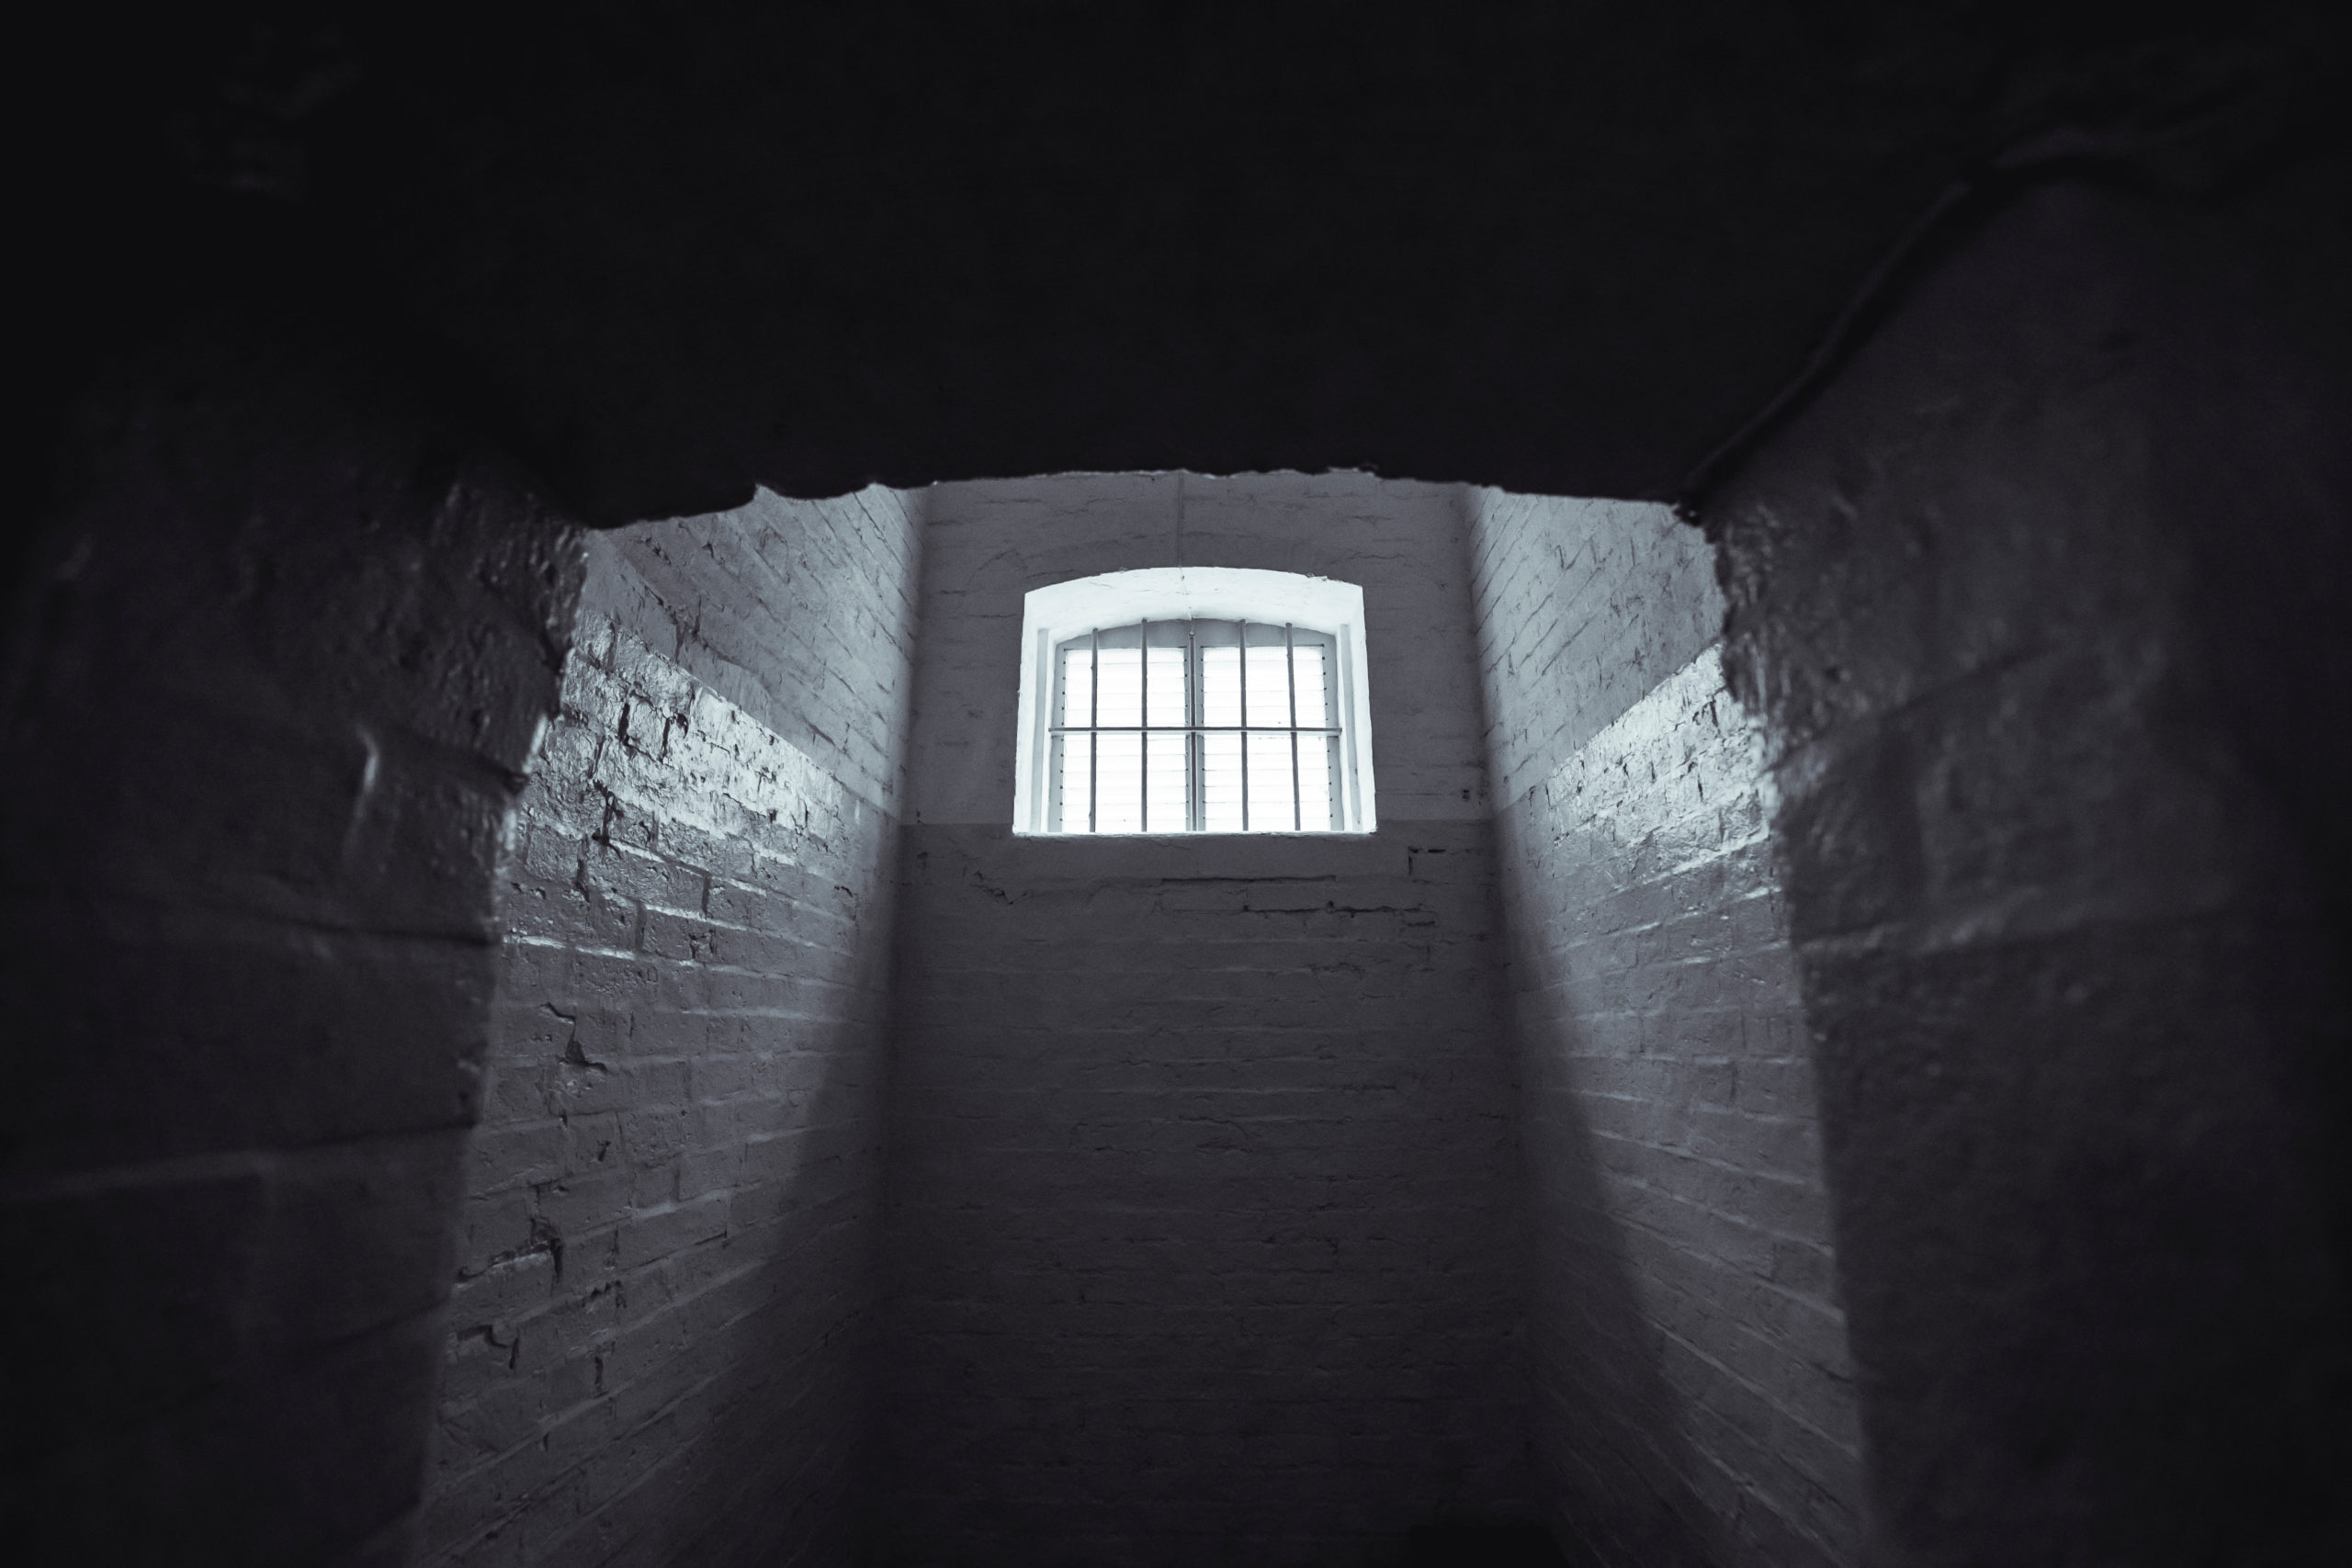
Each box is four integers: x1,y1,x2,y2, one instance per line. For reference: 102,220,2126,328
1013,568,1374,835
1052,620,1340,833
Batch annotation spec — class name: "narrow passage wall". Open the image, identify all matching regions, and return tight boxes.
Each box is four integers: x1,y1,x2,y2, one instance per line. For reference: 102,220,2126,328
420,489,921,1566
882,472,1531,1565
2,313,582,1564
1471,493,1864,1565
1708,177,2352,1564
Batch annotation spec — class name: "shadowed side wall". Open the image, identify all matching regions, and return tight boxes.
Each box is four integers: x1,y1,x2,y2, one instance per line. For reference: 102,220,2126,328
419,490,922,1566
1,313,582,1565
1710,176,2352,1563
1470,494,1864,1566
881,471,1532,1565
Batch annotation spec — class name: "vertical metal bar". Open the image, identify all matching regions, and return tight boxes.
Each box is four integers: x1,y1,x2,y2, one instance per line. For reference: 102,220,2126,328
1088,626,1100,833
1285,622,1301,830
1237,620,1250,831
1138,618,1148,831
1187,621,1202,832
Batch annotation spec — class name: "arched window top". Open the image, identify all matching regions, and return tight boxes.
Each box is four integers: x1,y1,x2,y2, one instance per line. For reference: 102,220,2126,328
1012,568,1377,835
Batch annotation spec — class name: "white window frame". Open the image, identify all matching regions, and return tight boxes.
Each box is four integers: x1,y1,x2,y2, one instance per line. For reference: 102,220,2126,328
1013,568,1377,835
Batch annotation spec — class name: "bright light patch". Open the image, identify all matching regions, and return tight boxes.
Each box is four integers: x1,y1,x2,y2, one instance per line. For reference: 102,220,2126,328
1013,568,1374,835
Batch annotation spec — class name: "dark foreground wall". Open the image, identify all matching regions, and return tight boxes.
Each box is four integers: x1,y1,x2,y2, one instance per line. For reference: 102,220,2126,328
882,472,1532,1564
1,314,582,1564
420,491,921,1565
1471,494,1864,1565
1712,175,2352,1563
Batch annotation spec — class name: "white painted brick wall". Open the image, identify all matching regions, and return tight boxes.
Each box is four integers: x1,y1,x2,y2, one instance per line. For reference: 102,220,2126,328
1470,489,1723,805
423,487,920,1568
1472,491,1864,1567
884,472,1532,1564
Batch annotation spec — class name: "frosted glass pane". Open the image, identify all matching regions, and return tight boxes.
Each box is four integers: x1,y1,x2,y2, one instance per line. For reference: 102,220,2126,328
1293,644,1331,727
1296,730,1335,831
1146,645,1187,728
1247,732,1293,829
1049,618,1348,834
1145,731,1188,833
1245,645,1292,728
1060,646,1093,727
1056,731,1091,831
1096,647,1142,728
1095,730,1143,832
1201,730,1245,831
1200,645,1241,728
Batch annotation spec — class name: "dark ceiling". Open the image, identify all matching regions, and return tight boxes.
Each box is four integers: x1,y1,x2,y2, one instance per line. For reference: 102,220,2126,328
26,2,2348,524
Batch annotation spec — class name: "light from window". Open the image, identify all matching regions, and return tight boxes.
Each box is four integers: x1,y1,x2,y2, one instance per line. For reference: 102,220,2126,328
1053,620,1338,832
1012,567,1374,835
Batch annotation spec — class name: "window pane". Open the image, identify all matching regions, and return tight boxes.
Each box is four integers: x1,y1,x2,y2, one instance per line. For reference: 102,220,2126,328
1096,645,1142,729
1296,729,1335,831
1199,640,1241,728
1245,639,1291,728
1247,731,1293,829
1293,641,1331,727
1059,645,1093,728
1095,730,1143,832
1142,626,1187,728
1201,730,1245,831
1146,643,1187,728
1056,730,1091,831
1048,616,1347,835
1145,731,1188,833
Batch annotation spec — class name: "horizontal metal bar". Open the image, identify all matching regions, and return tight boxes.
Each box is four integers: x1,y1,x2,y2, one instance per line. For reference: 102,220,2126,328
1049,725,1340,735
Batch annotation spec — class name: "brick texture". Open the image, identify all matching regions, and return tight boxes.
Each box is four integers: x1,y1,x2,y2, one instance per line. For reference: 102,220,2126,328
1471,492,1863,1565
883,473,1532,1564
419,488,921,1567
1,313,582,1565
1708,182,2352,1564
1472,492,1724,807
